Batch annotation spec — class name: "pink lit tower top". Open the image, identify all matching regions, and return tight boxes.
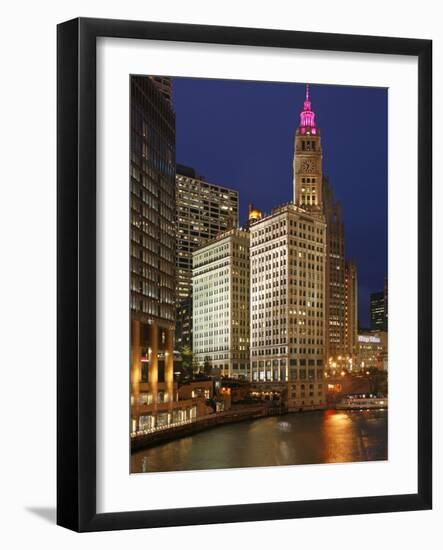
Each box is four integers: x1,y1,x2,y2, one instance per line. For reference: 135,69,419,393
298,83,318,135
293,84,323,209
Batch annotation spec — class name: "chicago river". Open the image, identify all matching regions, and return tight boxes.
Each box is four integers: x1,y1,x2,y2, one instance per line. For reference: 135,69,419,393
131,409,387,473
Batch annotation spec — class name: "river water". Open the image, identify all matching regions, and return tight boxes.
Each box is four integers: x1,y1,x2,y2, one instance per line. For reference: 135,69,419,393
131,409,387,474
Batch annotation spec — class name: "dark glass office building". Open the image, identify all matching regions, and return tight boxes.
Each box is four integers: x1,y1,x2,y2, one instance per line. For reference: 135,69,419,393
370,290,387,331
130,76,176,434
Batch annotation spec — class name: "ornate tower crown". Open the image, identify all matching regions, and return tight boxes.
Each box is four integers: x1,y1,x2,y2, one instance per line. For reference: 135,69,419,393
248,202,263,226
293,83,323,209
299,84,317,135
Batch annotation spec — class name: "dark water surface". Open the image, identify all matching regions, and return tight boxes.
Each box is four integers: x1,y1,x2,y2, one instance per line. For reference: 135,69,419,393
131,409,388,474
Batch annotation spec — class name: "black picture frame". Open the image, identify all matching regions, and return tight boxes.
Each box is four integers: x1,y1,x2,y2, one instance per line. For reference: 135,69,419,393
57,17,432,532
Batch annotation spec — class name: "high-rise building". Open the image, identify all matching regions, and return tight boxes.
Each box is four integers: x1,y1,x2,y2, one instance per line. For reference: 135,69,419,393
344,259,358,366
322,178,346,360
130,76,177,434
370,290,387,331
149,76,173,105
293,85,346,364
250,203,327,411
175,165,238,349
193,228,250,378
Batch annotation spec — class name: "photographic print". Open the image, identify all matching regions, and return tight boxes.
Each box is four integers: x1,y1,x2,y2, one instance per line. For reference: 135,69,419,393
129,76,388,474
56,18,432,530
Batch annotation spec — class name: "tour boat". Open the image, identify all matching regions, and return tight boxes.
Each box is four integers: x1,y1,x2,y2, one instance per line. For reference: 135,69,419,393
336,394,388,410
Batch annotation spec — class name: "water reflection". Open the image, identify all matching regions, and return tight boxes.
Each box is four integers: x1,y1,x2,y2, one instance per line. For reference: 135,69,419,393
131,410,387,474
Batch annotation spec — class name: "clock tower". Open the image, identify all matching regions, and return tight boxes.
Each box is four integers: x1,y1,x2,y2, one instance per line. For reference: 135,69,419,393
293,84,323,210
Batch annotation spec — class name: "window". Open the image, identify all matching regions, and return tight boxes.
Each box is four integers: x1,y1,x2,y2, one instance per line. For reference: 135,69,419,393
158,360,165,383
141,361,149,383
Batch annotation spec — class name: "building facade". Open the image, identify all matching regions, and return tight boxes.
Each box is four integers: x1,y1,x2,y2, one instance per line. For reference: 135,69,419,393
149,76,173,105
193,228,250,378
344,259,358,366
322,178,346,361
130,76,177,434
370,290,387,331
175,165,239,350
293,85,346,365
357,330,388,371
250,203,327,411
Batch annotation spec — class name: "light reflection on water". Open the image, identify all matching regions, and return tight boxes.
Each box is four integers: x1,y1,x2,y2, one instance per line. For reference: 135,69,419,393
131,409,387,474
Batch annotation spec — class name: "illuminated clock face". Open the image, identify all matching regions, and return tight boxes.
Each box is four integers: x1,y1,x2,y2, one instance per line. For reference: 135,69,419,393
301,159,316,173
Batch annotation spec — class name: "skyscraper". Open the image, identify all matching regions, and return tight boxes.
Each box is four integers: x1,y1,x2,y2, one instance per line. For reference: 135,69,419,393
149,76,173,105
249,203,327,410
322,177,346,360
370,289,387,331
344,259,358,365
175,165,238,349
293,85,346,364
130,76,176,434
193,228,250,378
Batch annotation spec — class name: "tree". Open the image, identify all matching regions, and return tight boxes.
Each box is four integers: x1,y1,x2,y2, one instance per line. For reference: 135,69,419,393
180,345,193,370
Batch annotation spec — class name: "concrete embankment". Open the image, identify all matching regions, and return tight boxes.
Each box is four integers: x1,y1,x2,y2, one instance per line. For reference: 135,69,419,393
131,405,284,452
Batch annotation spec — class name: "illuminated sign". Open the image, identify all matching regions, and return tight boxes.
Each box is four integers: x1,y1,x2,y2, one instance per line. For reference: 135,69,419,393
358,335,381,344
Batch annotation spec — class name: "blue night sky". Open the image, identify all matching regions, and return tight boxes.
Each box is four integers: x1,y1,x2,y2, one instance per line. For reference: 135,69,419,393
171,78,387,328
